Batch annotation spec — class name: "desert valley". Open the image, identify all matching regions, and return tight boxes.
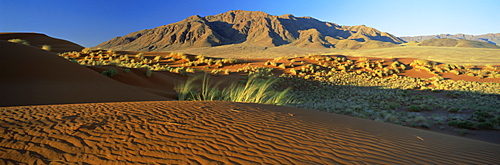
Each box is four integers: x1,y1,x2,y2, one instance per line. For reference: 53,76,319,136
1,10,500,164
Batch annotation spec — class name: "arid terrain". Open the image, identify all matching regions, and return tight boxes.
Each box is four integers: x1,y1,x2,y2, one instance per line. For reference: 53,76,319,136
1,10,500,164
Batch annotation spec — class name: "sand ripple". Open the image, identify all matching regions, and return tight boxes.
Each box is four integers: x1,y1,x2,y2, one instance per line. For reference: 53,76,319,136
1,101,499,164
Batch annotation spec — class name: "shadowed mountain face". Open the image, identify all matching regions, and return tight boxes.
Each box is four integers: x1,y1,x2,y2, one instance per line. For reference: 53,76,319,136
95,10,404,51
400,33,500,46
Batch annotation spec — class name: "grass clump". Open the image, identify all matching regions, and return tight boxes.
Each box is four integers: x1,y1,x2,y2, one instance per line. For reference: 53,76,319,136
41,45,52,51
175,73,293,105
8,39,30,45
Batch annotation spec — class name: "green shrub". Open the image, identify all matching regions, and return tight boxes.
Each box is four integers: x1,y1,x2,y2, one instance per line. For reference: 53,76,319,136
470,110,492,122
408,105,421,112
383,102,400,110
101,68,118,77
476,122,496,130
420,104,432,111
458,129,468,135
448,107,460,113
448,120,476,129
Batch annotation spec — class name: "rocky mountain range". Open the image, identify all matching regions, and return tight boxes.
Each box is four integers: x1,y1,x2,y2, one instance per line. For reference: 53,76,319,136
95,10,404,51
400,33,500,46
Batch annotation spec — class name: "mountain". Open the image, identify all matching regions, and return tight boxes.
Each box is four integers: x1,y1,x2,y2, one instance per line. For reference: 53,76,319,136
95,10,404,51
400,33,500,46
0,32,84,53
415,38,500,48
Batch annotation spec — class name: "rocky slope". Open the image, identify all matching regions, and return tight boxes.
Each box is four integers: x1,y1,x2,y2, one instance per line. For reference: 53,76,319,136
400,33,500,46
95,10,404,51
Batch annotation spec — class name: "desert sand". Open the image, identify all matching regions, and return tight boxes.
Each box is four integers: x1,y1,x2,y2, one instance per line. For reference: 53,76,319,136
1,36,500,164
2,101,500,164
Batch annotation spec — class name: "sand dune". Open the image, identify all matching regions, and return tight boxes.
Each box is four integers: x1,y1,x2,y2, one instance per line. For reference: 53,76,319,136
0,40,169,107
1,101,499,164
0,32,83,53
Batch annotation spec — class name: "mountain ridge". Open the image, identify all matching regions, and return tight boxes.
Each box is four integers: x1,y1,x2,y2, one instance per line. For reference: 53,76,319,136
400,33,500,46
95,10,404,51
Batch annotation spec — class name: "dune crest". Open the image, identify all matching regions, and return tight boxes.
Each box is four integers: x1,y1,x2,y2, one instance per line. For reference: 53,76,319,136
0,32,84,53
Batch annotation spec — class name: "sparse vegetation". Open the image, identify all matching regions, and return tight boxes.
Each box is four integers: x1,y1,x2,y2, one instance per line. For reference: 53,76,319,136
8,39,30,45
58,49,500,131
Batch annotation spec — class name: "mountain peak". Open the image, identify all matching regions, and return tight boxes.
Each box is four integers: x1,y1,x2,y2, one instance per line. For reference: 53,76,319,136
279,14,296,19
186,15,203,20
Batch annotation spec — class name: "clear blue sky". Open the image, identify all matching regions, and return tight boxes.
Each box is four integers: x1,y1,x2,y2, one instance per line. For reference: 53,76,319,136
1,0,498,47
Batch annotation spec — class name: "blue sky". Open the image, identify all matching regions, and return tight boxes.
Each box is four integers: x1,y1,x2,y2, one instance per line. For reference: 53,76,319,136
1,0,498,47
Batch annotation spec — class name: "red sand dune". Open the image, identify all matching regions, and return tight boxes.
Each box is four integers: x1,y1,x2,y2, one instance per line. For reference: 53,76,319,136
0,40,169,107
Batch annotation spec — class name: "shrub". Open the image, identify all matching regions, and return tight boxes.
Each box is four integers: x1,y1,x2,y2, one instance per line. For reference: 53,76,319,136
146,69,152,77
383,102,400,110
448,107,460,113
476,122,496,130
101,68,118,77
448,120,476,129
411,59,430,67
408,105,421,112
8,39,30,45
458,129,468,135
420,104,432,111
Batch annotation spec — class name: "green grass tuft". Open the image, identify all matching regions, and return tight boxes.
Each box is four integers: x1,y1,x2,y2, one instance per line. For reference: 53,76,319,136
175,73,293,105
